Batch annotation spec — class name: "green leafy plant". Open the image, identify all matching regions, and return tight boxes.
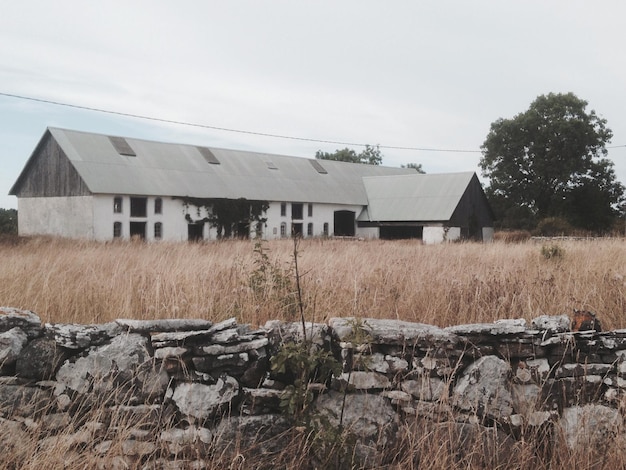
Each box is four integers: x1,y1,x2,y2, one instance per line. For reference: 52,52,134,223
541,244,565,260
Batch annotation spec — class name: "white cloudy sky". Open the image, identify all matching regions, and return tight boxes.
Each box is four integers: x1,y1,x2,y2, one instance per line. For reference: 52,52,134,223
1,1,626,209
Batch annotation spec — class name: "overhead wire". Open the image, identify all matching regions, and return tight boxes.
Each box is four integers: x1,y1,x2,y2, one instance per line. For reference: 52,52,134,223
0,91,481,153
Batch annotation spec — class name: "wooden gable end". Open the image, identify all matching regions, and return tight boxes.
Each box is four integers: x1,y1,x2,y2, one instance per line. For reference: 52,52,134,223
10,131,91,198
449,174,495,229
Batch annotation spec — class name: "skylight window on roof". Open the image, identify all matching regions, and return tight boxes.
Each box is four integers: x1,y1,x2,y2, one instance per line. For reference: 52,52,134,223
265,161,278,170
197,146,220,164
309,159,328,174
109,136,136,156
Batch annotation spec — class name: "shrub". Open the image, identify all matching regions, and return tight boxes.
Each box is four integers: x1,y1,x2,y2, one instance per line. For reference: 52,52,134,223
534,217,573,237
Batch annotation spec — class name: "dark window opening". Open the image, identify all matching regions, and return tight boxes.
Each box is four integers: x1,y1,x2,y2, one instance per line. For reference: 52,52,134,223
130,197,147,217
188,223,204,241
333,210,355,236
308,203,313,217
307,223,313,236
292,203,303,220
323,223,329,236
280,202,286,217
113,222,122,238
292,223,303,237
109,136,136,156
129,222,146,240
380,226,423,240
280,222,287,237
154,198,162,214
154,222,162,239
113,197,122,213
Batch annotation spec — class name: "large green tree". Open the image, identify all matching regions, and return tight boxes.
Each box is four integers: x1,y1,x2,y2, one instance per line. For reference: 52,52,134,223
0,208,17,234
480,92,624,232
316,144,383,165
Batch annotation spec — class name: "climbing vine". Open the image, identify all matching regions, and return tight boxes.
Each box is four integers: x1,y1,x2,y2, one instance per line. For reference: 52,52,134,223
179,197,269,239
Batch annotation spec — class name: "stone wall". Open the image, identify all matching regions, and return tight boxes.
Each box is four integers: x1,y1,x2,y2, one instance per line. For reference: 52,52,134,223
1,306,625,467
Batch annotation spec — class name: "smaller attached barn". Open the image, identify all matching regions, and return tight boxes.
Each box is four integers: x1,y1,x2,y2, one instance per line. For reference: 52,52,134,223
9,127,494,243
359,172,495,243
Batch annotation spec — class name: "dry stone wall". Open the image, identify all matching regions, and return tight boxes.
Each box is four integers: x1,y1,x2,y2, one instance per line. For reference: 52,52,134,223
1,306,626,467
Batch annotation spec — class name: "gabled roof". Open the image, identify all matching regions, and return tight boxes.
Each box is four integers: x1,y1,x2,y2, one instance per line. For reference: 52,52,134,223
18,127,414,204
360,172,476,222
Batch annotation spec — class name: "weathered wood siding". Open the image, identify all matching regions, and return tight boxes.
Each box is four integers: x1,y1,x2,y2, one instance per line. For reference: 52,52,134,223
11,131,90,197
449,174,494,232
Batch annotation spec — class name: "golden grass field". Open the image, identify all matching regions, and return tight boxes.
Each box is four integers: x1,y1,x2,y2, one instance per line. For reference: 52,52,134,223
1,236,625,329
2,236,626,469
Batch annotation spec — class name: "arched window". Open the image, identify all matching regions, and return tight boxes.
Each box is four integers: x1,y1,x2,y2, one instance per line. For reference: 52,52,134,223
154,198,162,214
113,197,122,213
323,222,329,236
307,223,313,237
280,222,287,238
113,222,122,238
154,222,163,239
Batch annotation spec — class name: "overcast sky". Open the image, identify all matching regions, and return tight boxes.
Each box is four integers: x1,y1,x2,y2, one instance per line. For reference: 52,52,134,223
2,1,625,209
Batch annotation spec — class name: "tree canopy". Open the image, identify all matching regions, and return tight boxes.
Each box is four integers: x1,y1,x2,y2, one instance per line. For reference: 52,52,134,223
401,163,425,173
316,144,383,165
0,208,17,234
480,92,624,232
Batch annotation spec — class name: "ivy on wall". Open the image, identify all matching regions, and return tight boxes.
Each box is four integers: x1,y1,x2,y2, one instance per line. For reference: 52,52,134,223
179,197,269,239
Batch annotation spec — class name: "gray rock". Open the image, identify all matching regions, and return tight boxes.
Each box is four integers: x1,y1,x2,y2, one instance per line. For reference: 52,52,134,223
265,320,329,347
45,322,123,349
401,377,447,401
15,337,68,380
55,333,167,402
335,371,391,390
559,404,623,450
452,355,513,419
330,317,458,347
0,384,52,417
198,337,268,355
0,327,28,369
531,314,571,332
116,318,213,333
312,390,399,467
0,307,42,339
170,376,239,421
445,320,527,336
212,415,291,457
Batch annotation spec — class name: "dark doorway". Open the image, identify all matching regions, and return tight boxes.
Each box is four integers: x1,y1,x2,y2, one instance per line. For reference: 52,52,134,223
333,210,355,236
129,222,146,240
291,223,303,237
380,225,423,240
188,223,204,241
236,222,250,239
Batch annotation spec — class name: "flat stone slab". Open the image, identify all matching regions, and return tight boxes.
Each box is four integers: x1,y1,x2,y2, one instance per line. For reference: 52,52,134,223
45,322,123,349
445,319,528,336
329,317,458,346
0,307,42,339
116,318,213,333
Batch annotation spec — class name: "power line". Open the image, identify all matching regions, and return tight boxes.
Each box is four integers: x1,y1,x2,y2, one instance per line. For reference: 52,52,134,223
0,91,482,153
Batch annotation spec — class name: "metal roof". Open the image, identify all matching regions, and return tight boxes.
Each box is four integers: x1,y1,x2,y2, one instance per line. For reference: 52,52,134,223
360,172,476,222
47,127,414,204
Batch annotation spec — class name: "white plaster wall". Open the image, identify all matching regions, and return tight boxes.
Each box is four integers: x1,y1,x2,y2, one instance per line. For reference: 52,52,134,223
423,226,461,244
263,202,367,240
18,196,94,239
482,227,494,242
94,195,198,241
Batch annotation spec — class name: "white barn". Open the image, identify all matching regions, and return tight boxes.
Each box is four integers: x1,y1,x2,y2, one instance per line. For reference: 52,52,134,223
10,128,494,243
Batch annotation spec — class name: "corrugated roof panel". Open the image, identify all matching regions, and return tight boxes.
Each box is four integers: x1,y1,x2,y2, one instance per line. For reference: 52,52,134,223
362,172,474,222
46,127,417,203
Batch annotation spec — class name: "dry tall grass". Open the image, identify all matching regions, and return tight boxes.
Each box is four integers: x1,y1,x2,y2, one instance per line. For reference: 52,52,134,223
1,236,625,328
2,236,626,469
